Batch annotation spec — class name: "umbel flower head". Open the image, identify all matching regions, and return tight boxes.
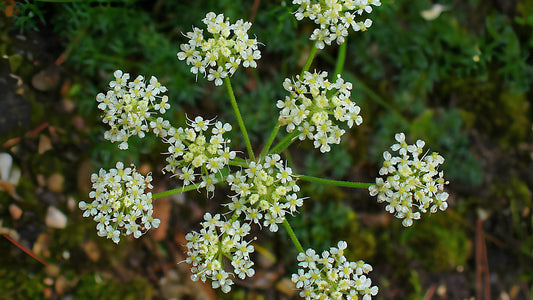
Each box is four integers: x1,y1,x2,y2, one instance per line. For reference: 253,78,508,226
292,241,378,300
225,154,303,232
161,116,236,196
79,162,160,243
185,213,255,293
277,71,362,153
369,133,449,227
96,70,170,150
177,12,261,86
292,0,382,49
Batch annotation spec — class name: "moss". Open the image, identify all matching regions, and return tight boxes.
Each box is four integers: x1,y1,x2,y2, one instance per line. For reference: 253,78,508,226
74,273,152,300
400,214,470,271
0,268,47,300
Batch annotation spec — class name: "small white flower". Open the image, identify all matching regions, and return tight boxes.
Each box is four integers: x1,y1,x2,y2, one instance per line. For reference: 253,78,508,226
177,12,261,85
292,0,381,48
81,164,158,243
369,133,449,226
278,71,361,153
97,70,170,149
292,241,378,299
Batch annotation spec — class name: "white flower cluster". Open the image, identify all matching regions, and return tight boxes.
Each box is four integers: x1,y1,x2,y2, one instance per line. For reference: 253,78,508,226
185,213,255,293
369,133,449,227
79,162,160,243
177,12,261,86
225,154,303,232
96,70,170,150
162,116,236,195
292,0,382,49
277,71,362,153
292,241,378,300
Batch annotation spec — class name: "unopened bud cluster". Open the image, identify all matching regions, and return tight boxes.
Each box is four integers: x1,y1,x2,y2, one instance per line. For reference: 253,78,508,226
79,162,160,244
369,133,449,227
185,213,255,293
278,71,362,153
292,241,378,300
177,12,261,85
225,154,303,232
292,0,382,49
96,70,169,150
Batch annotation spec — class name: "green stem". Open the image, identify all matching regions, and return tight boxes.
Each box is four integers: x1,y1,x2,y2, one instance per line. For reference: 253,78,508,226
283,218,304,253
300,44,318,77
333,40,347,79
259,122,281,159
152,183,201,199
268,130,300,155
228,159,248,168
297,175,372,189
353,77,410,127
225,77,255,160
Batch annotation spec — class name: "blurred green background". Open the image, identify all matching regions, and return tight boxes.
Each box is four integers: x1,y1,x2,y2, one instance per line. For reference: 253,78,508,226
0,0,532,299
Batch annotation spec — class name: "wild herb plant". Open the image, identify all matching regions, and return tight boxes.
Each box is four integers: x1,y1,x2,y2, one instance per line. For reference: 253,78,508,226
80,1,450,298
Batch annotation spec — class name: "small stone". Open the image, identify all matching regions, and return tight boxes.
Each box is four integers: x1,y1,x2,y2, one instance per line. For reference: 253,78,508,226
43,277,54,286
9,204,22,219
45,206,67,229
67,196,76,211
44,264,60,278
47,173,64,193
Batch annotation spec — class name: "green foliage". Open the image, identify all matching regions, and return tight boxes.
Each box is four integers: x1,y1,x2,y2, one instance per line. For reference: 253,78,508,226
304,146,353,179
291,198,375,261
0,268,46,300
400,214,469,271
2,0,46,34
75,273,151,299
492,176,533,256
483,14,532,93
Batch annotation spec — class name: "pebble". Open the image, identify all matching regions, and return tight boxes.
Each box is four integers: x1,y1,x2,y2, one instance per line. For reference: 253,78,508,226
8,203,22,219
47,173,64,193
45,206,67,229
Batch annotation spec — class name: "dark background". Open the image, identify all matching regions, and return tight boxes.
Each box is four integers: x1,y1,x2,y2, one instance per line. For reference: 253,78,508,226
0,0,532,299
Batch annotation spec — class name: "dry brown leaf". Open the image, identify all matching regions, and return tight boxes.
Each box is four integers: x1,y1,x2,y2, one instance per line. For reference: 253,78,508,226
0,180,21,200
2,0,15,17
82,239,101,262
33,232,51,259
31,65,61,92
38,134,53,154
151,190,171,242
76,160,93,193
275,278,297,297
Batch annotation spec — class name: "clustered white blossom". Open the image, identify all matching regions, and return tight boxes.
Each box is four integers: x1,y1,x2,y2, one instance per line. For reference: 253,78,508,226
277,71,362,153
96,70,170,150
185,213,256,293
292,0,382,49
292,241,378,299
177,12,261,86
161,116,236,196
79,162,160,243
369,133,449,227
225,154,304,232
